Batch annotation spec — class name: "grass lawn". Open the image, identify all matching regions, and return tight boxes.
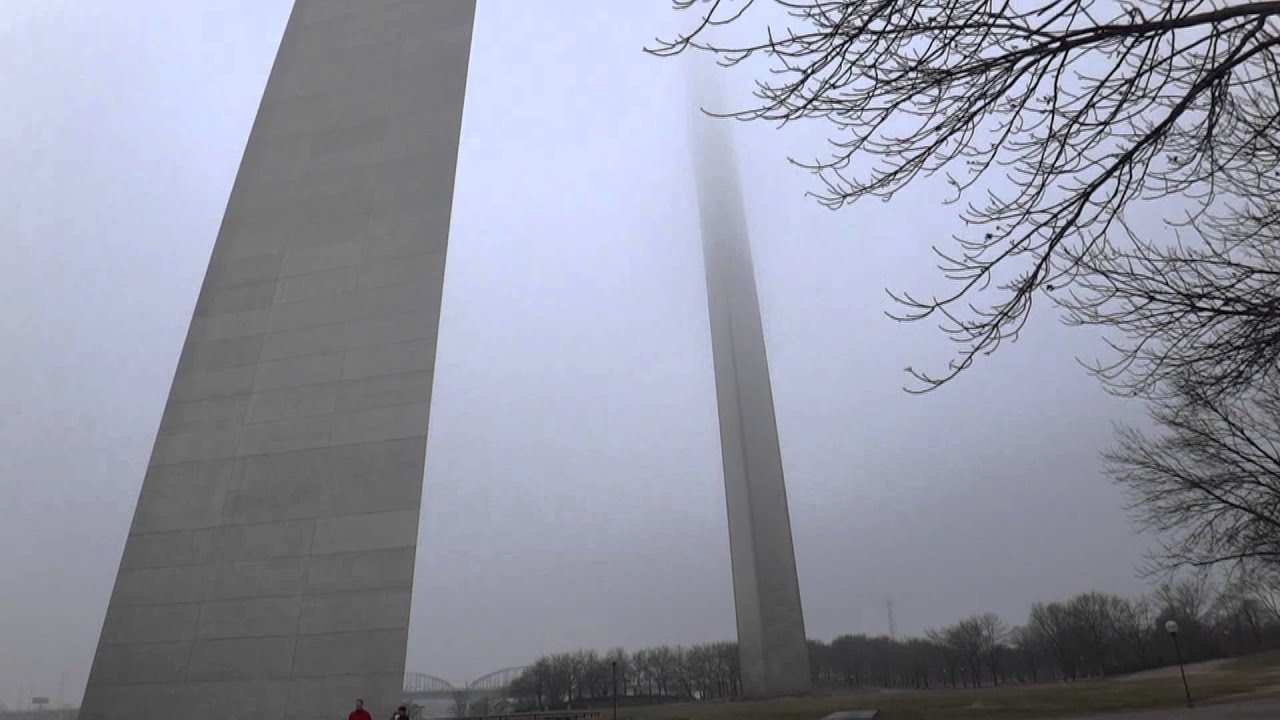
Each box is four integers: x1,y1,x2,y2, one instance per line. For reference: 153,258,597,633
609,652,1280,720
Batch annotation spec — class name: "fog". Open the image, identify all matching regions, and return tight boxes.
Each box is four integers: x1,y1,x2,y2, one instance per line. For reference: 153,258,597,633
1,0,1154,706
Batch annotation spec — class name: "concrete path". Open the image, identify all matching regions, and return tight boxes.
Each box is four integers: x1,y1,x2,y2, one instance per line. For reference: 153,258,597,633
1054,699,1280,719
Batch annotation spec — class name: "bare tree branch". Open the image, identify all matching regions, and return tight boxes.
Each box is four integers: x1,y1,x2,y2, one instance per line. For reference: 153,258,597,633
650,0,1280,393
1106,376,1280,572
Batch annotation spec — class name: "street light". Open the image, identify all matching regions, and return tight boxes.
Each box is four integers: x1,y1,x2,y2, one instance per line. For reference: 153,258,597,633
1164,620,1194,708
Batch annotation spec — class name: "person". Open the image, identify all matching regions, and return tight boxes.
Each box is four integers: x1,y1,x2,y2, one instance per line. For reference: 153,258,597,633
391,705,410,720
349,698,372,720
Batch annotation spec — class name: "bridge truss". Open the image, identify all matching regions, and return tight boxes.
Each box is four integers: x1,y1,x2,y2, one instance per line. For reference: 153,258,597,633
403,666,528,702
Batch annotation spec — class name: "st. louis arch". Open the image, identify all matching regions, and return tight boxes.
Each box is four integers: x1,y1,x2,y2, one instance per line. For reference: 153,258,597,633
81,3,809,717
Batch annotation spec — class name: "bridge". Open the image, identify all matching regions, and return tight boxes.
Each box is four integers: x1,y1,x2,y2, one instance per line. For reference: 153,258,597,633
404,666,527,708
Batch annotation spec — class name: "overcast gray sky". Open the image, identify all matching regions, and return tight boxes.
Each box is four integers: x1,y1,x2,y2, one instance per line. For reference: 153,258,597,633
1,0,1156,707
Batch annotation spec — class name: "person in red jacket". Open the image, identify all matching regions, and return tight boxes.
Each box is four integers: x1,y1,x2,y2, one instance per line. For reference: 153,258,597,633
349,698,373,720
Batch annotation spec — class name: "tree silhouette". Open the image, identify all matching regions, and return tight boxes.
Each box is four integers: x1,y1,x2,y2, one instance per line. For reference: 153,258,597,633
1108,378,1280,570
650,0,1280,395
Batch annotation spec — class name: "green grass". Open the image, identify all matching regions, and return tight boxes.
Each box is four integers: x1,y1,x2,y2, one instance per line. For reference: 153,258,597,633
611,652,1280,720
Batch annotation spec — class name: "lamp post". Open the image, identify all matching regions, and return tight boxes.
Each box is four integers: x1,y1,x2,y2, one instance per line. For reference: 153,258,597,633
1164,620,1194,708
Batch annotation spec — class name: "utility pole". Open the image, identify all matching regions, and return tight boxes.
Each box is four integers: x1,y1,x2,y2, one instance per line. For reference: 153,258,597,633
887,595,898,641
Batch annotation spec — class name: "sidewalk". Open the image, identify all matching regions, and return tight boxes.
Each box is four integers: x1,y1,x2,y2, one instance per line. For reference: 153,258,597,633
1055,699,1280,719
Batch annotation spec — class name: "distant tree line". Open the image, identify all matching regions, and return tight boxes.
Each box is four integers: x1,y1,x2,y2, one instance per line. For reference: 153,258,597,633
508,643,740,711
509,571,1280,710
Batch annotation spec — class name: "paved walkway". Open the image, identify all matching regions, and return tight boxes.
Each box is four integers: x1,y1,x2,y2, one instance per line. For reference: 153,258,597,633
1054,699,1280,719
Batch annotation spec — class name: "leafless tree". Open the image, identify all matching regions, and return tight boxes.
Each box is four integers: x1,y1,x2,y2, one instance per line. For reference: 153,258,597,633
1066,592,1122,676
717,641,742,696
650,0,1280,394
1214,572,1269,649
510,659,549,710
923,628,961,687
631,648,654,696
1156,574,1216,623
976,612,1010,686
1028,600,1084,680
829,634,866,686
1109,594,1156,669
928,613,1007,687
546,654,577,708
1008,625,1045,682
1107,378,1280,571
1238,559,1280,622
606,647,631,697
1151,573,1222,658
649,645,680,697
573,650,610,700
